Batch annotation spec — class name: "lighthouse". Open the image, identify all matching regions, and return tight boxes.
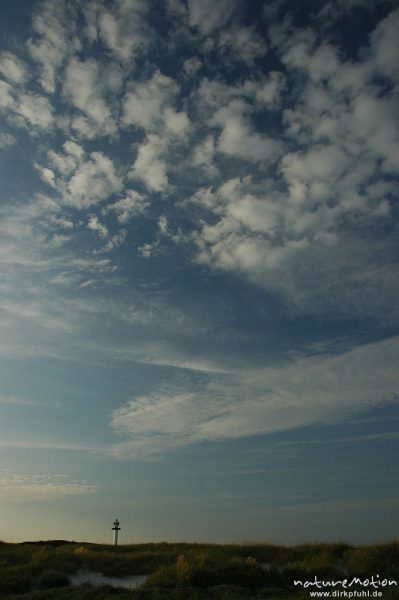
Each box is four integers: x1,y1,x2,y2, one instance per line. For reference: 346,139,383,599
112,518,121,546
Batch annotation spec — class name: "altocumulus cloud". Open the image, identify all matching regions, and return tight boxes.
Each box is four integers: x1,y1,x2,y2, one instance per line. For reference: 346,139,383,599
0,0,398,462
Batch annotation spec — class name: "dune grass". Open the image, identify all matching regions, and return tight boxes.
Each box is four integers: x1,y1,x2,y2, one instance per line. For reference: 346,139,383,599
0,539,397,599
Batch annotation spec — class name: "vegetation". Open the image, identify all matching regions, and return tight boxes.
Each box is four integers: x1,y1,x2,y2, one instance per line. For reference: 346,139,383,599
0,540,397,599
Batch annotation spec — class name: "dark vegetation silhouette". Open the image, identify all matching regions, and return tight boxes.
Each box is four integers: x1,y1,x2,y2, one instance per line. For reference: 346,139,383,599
0,540,398,599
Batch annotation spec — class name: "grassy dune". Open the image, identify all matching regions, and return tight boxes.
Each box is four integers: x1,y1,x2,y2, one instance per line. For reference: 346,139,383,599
0,540,398,599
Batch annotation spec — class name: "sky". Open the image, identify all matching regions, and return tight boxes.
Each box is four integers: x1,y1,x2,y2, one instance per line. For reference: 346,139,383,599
0,0,398,545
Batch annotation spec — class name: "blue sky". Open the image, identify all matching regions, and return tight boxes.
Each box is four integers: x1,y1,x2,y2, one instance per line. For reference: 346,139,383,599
0,0,398,544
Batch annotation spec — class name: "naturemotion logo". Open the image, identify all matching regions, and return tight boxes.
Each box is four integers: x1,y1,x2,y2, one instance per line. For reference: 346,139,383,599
294,575,397,597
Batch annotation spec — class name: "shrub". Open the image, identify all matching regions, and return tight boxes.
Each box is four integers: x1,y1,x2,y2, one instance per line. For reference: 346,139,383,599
274,561,308,587
144,564,180,588
344,542,399,577
0,570,33,594
29,546,79,574
36,569,70,589
301,550,343,577
145,552,268,591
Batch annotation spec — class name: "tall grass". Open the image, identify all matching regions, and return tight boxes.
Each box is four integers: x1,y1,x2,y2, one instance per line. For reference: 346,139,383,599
0,539,397,599
344,541,399,577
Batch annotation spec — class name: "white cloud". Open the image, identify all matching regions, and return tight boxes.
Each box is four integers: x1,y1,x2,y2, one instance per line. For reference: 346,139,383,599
0,87,54,132
281,144,348,203
37,166,57,187
255,71,285,107
63,57,116,137
4,92,54,131
370,7,399,84
122,71,176,130
0,394,38,406
129,134,169,192
113,392,199,436
316,0,377,22
46,216,74,230
195,78,250,112
122,70,183,134
47,142,83,176
164,107,190,136
137,240,161,258
0,52,28,84
40,146,123,209
49,233,71,247
102,228,127,252
27,0,80,93
84,0,151,63
0,0,397,464
0,440,101,451
212,100,282,163
0,470,97,501
193,134,217,176
111,336,399,458
65,152,123,208
0,292,75,332
0,189,131,363
278,17,399,178
87,214,109,238
167,0,186,15
195,73,286,124
188,9,399,321
217,26,267,64
103,189,149,223
69,257,114,273
187,0,240,35
0,132,16,148
67,116,96,139
190,152,399,320
63,140,84,159
158,215,168,235
283,38,340,83
183,57,202,76
47,150,79,177
0,80,14,110
350,93,399,173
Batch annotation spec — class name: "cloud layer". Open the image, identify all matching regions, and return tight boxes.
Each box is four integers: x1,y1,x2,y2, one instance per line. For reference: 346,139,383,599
0,470,97,502
0,0,398,461
111,336,399,458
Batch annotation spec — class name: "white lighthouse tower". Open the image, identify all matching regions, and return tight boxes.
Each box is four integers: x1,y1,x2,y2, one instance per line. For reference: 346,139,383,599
112,518,121,546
